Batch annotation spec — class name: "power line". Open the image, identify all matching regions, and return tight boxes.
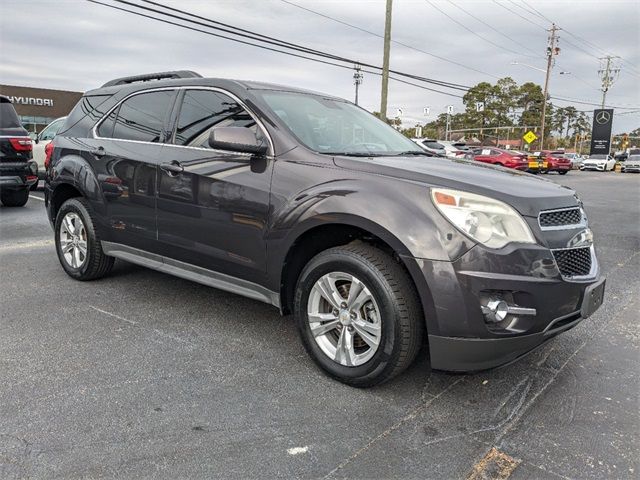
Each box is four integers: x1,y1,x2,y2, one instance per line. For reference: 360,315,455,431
500,0,547,29
102,0,472,91
424,0,540,59
550,95,639,109
86,0,469,98
444,0,542,59
519,0,640,77
278,0,501,79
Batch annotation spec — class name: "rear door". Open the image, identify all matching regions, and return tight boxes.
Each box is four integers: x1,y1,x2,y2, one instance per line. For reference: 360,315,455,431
87,89,177,251
156,88,273,282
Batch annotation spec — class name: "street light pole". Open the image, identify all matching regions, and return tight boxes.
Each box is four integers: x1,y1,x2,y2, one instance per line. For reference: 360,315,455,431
540,23,560,150
379,0,393,121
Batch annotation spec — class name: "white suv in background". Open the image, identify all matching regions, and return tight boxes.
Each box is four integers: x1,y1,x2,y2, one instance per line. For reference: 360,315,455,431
32,117,66,188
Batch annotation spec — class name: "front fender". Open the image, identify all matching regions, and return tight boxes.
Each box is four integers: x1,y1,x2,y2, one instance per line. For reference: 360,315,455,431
268,175,475,263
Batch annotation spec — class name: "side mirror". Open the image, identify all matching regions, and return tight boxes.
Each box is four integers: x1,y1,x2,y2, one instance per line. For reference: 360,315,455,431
208,127,268,156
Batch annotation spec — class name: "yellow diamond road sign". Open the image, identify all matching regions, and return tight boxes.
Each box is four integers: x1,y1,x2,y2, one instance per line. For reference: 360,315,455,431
523,131,538,144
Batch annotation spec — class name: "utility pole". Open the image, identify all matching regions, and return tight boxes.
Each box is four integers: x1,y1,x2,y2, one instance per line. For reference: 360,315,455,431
598,55,621,108
379,0,393,121
540,23,560,150
353,64,363,105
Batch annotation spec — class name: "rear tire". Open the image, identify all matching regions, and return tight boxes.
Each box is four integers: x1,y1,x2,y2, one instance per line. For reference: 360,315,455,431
54,197,114,281
0,188,29,207
294,243,424,387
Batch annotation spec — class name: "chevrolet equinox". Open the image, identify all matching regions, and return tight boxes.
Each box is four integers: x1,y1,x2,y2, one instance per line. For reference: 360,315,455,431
45,71,605,387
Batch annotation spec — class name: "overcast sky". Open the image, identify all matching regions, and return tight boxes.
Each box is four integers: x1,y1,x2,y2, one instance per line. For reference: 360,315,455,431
1,0,639,133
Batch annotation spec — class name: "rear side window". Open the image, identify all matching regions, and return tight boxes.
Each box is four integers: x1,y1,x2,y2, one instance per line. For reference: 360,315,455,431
110,90,175,143
63,94,112,135
0,101,22,129
173,89,259,148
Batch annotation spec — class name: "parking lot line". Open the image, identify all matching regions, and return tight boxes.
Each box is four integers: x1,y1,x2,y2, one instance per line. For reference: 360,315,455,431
28,195,44,201
89,305,138,325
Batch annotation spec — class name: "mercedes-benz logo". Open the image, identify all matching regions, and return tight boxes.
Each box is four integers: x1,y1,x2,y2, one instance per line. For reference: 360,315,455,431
596,111,611,125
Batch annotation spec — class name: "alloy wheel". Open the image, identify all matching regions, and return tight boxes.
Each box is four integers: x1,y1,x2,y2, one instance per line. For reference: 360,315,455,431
307,272,382,367
59,212,88,269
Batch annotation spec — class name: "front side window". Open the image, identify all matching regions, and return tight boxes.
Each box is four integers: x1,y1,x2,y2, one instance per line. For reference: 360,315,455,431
257,91,423,156
109,90,174,142
173,90,262,148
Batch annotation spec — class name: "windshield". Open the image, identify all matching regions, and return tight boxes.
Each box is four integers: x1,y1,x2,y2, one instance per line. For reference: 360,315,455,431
590,154,607,160
257,91,423,156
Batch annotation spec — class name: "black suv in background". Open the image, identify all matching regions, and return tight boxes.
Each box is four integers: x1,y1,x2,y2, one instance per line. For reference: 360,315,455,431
0,95,38,206
45,71,605,387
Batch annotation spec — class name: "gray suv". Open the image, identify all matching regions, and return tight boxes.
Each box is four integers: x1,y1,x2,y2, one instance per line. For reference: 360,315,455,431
45,71,605,386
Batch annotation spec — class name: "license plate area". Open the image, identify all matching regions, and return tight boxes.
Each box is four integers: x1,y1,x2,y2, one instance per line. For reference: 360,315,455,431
581,279,605,319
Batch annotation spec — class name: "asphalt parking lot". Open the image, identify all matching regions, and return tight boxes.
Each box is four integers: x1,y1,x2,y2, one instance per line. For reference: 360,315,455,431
1,171,638,479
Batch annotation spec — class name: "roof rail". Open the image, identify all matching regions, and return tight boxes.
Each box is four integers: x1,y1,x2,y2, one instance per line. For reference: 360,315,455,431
101,70,202,88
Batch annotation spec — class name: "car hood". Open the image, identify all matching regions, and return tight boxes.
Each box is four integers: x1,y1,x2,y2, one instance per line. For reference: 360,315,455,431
333,155,578,217
583,159,607,164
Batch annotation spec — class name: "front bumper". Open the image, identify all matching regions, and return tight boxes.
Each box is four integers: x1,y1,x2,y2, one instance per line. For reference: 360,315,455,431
581,164,606,171
622,165,640,172
413,241,604,372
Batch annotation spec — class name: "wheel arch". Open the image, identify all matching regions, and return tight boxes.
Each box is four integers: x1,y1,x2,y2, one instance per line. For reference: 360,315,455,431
276,217,437,336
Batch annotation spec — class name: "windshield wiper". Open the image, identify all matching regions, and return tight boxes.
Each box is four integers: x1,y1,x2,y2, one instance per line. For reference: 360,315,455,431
321,152,383,157
392,150,431,156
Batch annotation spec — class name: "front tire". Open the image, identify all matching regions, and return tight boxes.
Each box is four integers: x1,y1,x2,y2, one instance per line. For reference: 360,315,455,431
0,188,29,207
54,197,114,280
294,243,424,387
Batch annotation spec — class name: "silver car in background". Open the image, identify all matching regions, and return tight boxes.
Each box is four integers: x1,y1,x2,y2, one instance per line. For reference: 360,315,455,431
621,154,640,173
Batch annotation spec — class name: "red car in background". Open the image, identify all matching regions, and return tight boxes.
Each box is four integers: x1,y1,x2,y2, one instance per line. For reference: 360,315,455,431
533,150,571,174
471,147,529,171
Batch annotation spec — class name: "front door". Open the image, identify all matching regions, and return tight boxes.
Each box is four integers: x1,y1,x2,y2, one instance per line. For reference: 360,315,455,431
156,89,273,283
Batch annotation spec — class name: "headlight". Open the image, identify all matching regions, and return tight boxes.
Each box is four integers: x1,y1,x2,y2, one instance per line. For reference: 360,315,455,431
431,188,536,249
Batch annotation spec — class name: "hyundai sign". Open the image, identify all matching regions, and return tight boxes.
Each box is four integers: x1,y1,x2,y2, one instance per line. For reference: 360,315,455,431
7,96,54,107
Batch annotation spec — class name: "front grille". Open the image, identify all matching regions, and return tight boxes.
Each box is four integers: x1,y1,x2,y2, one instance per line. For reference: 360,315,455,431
552,247,592,277
539,207,582,228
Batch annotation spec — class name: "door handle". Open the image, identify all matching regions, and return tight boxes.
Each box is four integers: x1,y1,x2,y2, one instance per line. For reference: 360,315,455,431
91,146,106,157
160,161,184,176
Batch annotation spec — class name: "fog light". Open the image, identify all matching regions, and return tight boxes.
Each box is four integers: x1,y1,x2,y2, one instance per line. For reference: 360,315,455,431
481,298,537,323
482,299,509,323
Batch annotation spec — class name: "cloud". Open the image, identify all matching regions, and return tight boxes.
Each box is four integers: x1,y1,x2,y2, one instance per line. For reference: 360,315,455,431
1,0,638,132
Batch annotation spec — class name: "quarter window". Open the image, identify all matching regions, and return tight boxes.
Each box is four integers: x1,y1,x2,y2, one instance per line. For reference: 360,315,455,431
173,90,262,148
107,90,174,142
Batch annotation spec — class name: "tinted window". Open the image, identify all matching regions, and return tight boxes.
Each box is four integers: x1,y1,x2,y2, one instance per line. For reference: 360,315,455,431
174,90,260,148
0,102,22,129
423,141,444,149
111,90,174,142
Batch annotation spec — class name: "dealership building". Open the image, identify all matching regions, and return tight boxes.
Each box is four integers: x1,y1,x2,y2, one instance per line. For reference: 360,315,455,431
0,85,83,134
